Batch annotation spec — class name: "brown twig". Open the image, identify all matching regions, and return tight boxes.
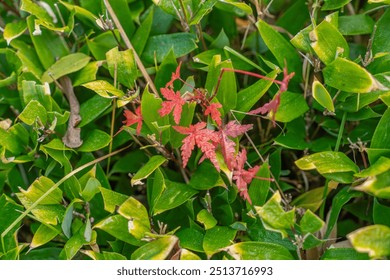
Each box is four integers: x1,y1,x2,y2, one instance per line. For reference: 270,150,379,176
59,76,83,148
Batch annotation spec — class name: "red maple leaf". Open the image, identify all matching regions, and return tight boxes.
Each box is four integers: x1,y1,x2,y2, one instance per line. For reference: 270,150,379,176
204,102,222,126
123,106,143,135
219,121,253,170
159,87,186,124
166,61,182,88
173,122,220,170
232,149,260,204
248,92,281,126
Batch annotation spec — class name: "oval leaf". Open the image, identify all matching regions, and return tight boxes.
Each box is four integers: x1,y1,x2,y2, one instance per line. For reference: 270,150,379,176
312,80,335,112
131,236,178,260
226,241,294,260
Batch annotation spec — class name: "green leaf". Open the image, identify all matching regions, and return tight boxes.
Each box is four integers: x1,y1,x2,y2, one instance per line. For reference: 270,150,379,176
180,249,201,260
94,215,143,246
348,225,390,258
256,19,302,81
312,80,335,112
372,9,390,54
292,184,338,212
61,226,96,260
99,187,128,214
203,226,237,256
107,0,135,39
290,25,313,53
30,224,60,249
322,0,351,10
235,70,277,120
117,197,150,240
41,53,91,83
142,33,197,63
338,14,375,35
248,162,271,206
356,156,390,178
4,21,27,45
106,47,137,89
300,210,324,234
218,0,252,15
226,241,294,260
131,155,167,186
355,170,390,199
21,0,54,23
274,92,309,122
368,0,390,3
131,236,178,260
321,248,369,260
311,20,349,65
323,58,382,93
211,59,237,112
373,198,390,228
80,178,101,202
78,95,112,128
59,0,98,24
62,201,75,239
197,209,217,230
153,180,198,215
371,109,390,153
325,187,362,238
190,162,225,190
77,129,111,152
19,176,62,205
82,80,124,98
189,0,218,25
295,151,359,183
141,87,170,144
255,192,295,238
18,100,47,126
132,7,154,55
176,228,204,252
147,169,166,216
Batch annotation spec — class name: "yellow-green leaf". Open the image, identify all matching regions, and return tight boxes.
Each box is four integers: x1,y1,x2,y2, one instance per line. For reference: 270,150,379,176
312,80,335,112
348,225,390,258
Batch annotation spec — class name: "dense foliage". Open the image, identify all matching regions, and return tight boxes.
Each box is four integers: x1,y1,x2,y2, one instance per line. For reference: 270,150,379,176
1,0,390,260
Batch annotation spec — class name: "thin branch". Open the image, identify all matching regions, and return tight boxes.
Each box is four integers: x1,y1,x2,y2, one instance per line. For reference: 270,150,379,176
103,0,159,97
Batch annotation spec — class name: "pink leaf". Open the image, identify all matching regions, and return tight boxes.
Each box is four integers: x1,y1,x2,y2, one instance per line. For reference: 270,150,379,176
204,103,222,126
248,92,281,126
123,106,143,135
158,87,186,124
166,61,182,88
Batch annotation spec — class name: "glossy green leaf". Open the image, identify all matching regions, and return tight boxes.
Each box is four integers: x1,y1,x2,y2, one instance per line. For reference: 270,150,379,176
312,80,335,112
117,197,150,240
21,0,53,23
321,248,369,260
255,192,295,238
142,33,197,63
226,241,294,260
300,210,324,234
372,9,390,54
373,198,390,227
153,180,198,215
0,123,29,155
78,95,112,128
356,157,390,178
4,21,27,45
355,170,390,199
339,14,375,35
94,215,143,246
19,176,61,205
323,58,381,93
322,0,351,10
292,184,338,212
80,178,101,202
371,109,390,153
131,155,167,186
189,0,218,25
132,7,154,55
30,224,60,249
291,25,313,53
256,19,302,81
325,187,362,238
190,162,225,190
108,0,135,39
61,226,96,260
311,20,349,65
197,209,217,230
62,201,75,239
147,168,165,216
131,235,178,260
248,162,271,206
82,80,124,98
141,87,170,144
235,70,277,120
176,228,204,252
59,0,97,24
203,226,237,256
72,61,100,87
41,53,91,83
295,151,359,182
106,47,137,89
218,0,252,15
18,100,47,126
82,250,127,260
348,225,390,258
215,60,237,112
99,187,128,214
274,92,309,122
77,129,111,152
